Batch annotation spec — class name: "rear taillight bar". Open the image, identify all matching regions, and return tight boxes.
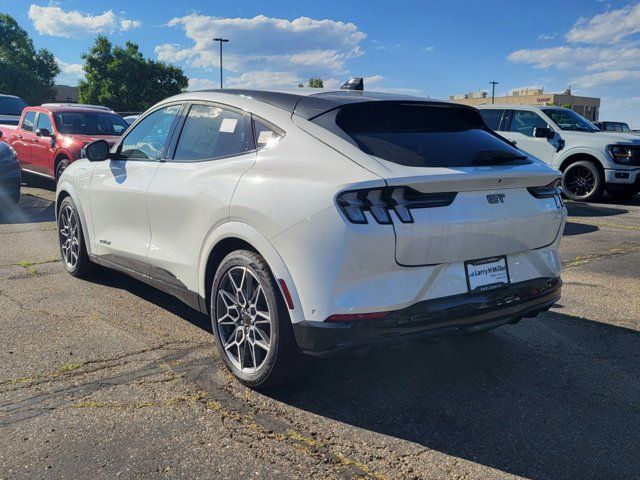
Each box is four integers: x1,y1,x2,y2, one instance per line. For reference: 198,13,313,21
527,179,562,199
337,187,456,224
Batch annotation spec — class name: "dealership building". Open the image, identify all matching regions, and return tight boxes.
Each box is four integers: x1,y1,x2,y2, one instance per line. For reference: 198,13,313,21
448,88,601,121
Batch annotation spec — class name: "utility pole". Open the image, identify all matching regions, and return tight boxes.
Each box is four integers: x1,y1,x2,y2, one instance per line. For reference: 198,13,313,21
213,37,229,89
490,81,499,104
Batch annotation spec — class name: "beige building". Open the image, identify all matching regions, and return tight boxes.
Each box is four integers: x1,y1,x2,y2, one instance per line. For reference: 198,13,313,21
449,88,601,121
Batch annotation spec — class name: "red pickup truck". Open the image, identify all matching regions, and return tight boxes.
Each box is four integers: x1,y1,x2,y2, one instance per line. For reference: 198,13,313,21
0,105,128,182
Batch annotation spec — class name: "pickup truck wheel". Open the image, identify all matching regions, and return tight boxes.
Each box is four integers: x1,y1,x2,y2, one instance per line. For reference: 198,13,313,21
605,184,639,199
561,161,604,202
55,158,70,183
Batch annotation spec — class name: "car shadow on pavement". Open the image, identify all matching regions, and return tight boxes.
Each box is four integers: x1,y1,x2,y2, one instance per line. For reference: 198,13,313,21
565,201,628,218
87,268,213,334
563,221,599,236
0,194,55,224
268,312,640,479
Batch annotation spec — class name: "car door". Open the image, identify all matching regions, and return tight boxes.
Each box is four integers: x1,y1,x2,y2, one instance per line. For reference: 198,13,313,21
30,112,55,176
90,103,183,275
12,110,36,171
502,110,558,165
145,102,258,298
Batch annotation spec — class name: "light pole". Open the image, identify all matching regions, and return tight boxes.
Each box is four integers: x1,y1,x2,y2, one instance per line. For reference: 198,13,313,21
490,81,499,104
213,37,229,89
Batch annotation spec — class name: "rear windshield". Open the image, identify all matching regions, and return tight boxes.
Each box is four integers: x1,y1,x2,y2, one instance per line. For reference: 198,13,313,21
54,111,128,136
320,102,528,168
0,97,27,116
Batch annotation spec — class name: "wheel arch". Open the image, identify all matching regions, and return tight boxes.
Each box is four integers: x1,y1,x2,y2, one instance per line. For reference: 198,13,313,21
198,222,304,323
558,151,605,174
54,152,71,180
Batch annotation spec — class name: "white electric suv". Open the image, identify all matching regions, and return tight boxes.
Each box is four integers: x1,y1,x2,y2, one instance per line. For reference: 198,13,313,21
56,88,567,387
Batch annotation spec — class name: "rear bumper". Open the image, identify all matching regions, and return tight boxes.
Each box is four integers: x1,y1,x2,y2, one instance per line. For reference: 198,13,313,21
293,277,561,356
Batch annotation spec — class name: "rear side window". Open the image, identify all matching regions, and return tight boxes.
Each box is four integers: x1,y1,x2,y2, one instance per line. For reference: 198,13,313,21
173,104,254,161
22,111,36,132
479,109,504,131
324,102,527,168
253,118,284,149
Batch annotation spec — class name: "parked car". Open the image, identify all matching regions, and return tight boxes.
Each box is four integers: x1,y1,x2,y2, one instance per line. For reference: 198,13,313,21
0,94,27,126
0,105,128,182
0,141,20,203
478,105,640,200
593,121,634,133
123,115,139,125
56,89,566,387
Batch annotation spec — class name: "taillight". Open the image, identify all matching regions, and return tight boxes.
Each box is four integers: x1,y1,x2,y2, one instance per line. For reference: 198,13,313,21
527,179,562,199
336,187,456,224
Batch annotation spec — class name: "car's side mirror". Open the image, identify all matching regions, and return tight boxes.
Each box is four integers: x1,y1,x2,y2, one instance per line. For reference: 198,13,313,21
534,127,555,139
83,139,110,162
35,128,52,137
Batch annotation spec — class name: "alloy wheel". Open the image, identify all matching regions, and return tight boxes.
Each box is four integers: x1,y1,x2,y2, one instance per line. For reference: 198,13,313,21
59,205,80,270
565,165,596,198
216,266,272,373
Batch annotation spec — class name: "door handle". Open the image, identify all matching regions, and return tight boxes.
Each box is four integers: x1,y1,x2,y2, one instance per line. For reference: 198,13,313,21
16,134,22,139
32,138,39,143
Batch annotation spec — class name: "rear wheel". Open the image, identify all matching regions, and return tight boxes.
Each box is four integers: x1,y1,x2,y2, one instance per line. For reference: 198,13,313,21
57,196,93,277
211,250,303,388
561,161,604,202
605,184,639,199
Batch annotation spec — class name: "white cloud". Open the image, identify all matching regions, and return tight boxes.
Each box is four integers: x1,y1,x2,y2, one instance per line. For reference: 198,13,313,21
188,78,220,90
508,46,640,71
422,46,435,53
156,13,366,75
120,19,141,31
28,4,141,38
566,3,640,44
538,33,556,41
572,70,640,88
55,58,84,86
225,70,302,89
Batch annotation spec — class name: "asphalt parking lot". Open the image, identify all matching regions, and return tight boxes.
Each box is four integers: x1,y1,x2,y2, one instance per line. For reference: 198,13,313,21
1,177,639,480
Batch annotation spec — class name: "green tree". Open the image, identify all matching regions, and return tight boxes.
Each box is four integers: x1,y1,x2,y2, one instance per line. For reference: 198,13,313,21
78,36,188,112
0,14,59,105
308,77,324,88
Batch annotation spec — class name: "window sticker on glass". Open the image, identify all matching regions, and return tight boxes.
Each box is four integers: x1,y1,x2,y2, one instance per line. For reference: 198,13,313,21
257,130,273,145
220,118,238,133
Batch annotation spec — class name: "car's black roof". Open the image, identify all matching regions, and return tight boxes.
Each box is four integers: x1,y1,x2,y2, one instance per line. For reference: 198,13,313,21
196,89,448,120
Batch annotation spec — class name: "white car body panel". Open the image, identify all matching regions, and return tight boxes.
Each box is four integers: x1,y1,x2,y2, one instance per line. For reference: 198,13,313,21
56,89,567,341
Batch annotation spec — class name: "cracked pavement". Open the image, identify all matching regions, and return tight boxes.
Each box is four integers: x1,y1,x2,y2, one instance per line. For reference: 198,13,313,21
1,176,639,479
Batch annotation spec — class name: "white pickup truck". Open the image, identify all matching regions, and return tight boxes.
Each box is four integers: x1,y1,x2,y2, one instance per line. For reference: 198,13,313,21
478,105,640,201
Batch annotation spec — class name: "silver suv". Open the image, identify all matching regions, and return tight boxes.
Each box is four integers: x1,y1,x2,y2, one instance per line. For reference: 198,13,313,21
478,105,640,201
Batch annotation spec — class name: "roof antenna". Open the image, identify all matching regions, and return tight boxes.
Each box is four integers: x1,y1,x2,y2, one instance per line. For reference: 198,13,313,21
340,77,364,91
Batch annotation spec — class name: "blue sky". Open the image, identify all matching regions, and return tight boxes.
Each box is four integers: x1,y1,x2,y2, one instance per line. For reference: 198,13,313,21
2,0,640,126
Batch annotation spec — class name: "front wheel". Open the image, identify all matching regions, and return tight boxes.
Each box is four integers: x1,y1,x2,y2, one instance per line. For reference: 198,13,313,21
55,158,70,183
561,161,604,202
57,196,94,277
211,250,303,388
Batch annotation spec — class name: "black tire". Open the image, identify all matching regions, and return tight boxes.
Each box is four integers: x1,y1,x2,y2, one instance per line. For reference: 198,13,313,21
57,196,94,277
55,157,70,183
605,184,639,199
211,250,303,388
561,160,604,202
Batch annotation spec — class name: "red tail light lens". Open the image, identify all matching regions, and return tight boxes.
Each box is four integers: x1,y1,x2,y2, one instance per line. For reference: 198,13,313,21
336,187,456,225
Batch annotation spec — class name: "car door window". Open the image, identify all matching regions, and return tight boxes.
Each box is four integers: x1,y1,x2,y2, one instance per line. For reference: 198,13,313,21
22,111,36,132
119,105,182,160
479,109,505,131
253,118,284,148
36,113,53,133
509,111,548,137
172,104,254,162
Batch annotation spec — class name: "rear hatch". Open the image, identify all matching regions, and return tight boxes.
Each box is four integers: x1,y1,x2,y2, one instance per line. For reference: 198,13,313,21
313,101,564,265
